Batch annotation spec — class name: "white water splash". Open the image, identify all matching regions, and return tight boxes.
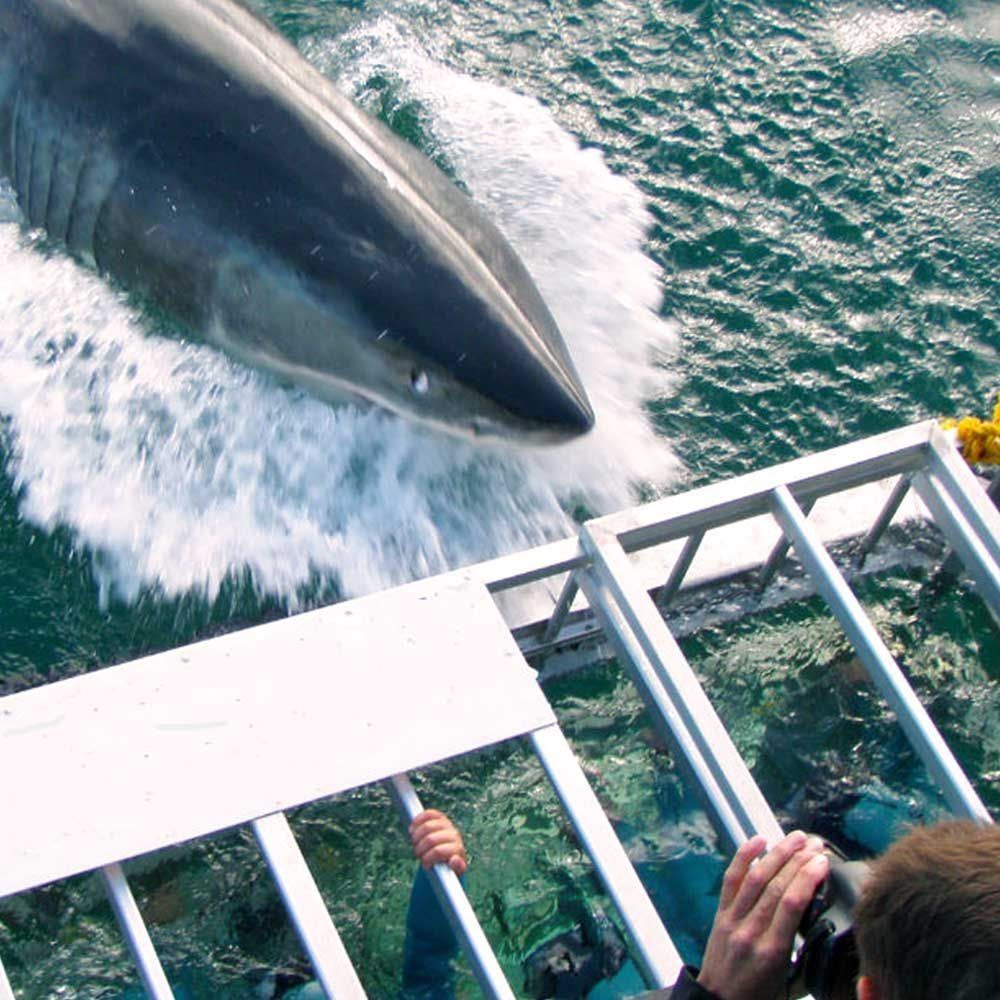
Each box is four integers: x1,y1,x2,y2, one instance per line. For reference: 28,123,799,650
0,13,678,607
829,7,947,60
316,14,680,498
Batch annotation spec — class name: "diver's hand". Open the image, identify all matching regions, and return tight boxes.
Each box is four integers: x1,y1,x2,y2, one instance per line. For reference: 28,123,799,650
409,809,468,876
697,831,829,1000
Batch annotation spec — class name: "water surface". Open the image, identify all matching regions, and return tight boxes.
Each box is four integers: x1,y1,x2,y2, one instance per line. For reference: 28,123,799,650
0,0,997,995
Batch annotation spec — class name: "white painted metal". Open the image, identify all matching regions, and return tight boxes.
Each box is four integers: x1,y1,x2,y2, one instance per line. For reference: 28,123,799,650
387,775,516,1000
653,529,704,608
913,470,1000,624
480,537,586,595
757,498,815,592
542,572,580,643
530,725,684,988
520,485,929,652
928,426,1000,568
0,577,555,898
575,566,751,848
768,485,992,822
2,420,996,1000
482,424,937,639
855,474,912,568
591,422,932,554
582,524,785,848
0,957,17,1000
253,813,367,1000
101,864,175,1000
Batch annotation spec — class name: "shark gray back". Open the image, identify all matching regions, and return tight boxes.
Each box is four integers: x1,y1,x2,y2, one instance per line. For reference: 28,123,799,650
0,0,594,442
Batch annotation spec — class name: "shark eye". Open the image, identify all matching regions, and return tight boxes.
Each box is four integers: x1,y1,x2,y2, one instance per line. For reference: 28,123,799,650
410,369,429,395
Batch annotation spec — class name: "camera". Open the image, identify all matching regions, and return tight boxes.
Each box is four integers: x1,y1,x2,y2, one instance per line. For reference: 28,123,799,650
524,846,872,1000
788,852,871,1000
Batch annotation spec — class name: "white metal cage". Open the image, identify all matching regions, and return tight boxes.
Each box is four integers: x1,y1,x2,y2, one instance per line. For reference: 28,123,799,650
1,420,996,999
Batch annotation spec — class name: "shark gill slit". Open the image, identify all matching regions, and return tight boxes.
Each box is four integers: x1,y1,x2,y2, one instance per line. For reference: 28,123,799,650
45,127,80,244
64,138,102,258
7,89,18,196
13,93,35,212
27,116,53,227
41,128,61,234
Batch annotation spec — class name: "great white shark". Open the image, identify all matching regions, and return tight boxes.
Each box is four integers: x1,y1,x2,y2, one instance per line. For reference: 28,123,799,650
0,0,595,443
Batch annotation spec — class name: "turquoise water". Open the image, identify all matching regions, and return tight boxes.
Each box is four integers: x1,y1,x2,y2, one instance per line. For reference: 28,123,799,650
1,0,998,995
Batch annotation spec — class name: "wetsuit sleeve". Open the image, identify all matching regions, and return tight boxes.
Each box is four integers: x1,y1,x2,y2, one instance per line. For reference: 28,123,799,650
633,966,726,1000
400,865,461,999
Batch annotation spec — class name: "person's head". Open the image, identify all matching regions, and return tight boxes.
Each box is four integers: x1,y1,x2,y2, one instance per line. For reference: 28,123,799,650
852,819,1000,1000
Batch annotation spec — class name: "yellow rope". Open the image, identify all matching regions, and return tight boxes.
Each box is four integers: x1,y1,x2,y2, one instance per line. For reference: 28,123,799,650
941,396,1000,466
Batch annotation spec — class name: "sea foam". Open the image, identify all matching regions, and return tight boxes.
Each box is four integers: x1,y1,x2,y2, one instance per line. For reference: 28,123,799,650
0,13,678,607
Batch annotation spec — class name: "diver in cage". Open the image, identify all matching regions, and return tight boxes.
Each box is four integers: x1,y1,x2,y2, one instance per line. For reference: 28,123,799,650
270,814,1000,1000
539,818,1000,1000
276,808,469,1000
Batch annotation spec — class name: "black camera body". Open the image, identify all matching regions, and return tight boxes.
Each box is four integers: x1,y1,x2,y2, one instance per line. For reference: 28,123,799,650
789,855,872,1000
523,846,872,1000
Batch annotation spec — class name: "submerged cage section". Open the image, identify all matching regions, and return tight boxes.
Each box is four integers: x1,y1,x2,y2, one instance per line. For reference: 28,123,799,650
1,420,997,999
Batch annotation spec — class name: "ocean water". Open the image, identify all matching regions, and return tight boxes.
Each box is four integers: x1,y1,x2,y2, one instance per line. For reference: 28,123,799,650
0,0,998,996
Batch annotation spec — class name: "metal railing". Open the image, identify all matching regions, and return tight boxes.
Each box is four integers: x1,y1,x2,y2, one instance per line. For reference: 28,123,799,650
1,421,996,998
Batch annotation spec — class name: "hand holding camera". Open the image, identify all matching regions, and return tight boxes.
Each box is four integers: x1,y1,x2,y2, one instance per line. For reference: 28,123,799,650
696,832,830,1000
